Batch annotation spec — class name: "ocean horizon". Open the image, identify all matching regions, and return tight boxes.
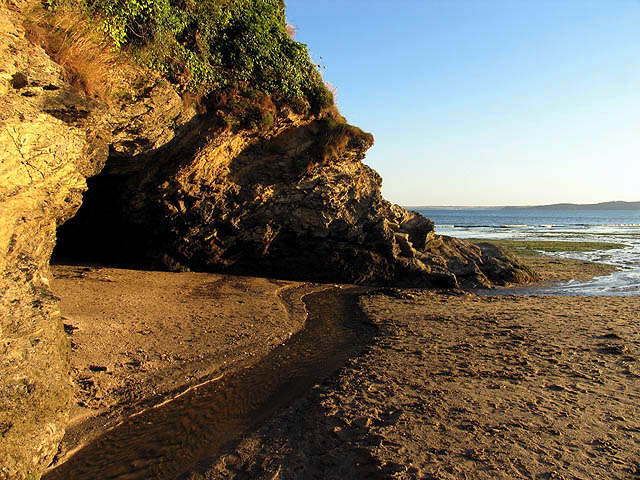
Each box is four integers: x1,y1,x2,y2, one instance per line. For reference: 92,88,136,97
405,200,640,211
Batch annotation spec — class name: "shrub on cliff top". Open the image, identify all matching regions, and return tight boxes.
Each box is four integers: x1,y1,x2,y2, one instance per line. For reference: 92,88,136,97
44,0,334,114
308,116,374,164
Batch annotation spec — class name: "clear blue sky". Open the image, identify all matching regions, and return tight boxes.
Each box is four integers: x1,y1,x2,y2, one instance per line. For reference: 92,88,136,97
286,0,640,206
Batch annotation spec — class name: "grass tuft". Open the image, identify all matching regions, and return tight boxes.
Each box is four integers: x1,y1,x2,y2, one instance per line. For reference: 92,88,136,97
24,4,124,101
311,115,374,163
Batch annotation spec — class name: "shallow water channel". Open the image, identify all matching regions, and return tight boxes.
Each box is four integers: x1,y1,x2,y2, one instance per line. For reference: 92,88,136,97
44,286,375,480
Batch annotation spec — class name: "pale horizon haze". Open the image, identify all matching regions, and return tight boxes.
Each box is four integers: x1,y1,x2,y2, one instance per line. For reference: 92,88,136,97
286,0,640,207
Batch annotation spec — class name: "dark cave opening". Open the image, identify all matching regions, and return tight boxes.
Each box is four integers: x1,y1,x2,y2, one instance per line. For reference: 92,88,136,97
51,111,207,270
51,170,152,268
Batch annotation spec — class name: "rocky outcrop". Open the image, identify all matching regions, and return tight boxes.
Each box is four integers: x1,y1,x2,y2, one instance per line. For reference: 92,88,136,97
0,2,192,477
1,1,532,477
55,114,532,288
0,4,93,477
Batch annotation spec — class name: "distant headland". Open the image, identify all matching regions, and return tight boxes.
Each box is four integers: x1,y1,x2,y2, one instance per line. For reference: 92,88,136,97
407,201,640,211
502,201,640,211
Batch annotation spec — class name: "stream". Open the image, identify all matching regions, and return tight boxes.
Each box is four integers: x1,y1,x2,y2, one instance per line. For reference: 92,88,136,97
43,286,375,480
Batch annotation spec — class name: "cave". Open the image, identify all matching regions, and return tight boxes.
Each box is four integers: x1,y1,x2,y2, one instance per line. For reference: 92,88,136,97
52,110,211,271
52,167,153,268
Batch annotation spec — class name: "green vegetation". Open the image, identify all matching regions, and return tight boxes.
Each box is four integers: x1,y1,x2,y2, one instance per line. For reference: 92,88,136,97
469,239,628,258
207,87,278,131
31,0,372,164
44,0,334,113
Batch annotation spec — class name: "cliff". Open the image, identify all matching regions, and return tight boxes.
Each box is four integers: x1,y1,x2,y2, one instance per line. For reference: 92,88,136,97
53,111,531,288
0,1,533,478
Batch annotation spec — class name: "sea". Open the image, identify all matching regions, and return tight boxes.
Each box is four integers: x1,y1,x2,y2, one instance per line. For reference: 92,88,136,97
413,208,640,296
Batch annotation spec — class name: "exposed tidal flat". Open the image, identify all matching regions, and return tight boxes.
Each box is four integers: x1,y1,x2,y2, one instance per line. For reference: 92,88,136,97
468,239,629,255
427,208,640,296
44,241,640,479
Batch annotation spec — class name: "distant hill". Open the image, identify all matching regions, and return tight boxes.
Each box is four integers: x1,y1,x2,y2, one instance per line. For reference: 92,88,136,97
405,206,503,211
503,201,640,211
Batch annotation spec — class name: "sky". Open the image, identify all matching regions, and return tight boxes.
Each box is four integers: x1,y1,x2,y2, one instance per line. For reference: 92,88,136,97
286,0,640,206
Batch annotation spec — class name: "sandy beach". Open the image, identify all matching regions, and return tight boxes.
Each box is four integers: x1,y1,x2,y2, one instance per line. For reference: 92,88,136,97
49,266,322,465
198,258,639,479
208,291,638,479
46,248,639,479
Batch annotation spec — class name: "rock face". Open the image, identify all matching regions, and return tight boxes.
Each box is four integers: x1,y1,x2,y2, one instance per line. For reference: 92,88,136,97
0,2,191,477
55,115,532,288
0,4,94,477
1,1,532,477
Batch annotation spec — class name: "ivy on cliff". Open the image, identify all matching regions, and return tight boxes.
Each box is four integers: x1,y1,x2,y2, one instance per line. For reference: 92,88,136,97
46,0,333,113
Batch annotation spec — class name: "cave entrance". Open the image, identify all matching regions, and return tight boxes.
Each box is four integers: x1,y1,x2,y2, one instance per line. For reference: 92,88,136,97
51,167,150,268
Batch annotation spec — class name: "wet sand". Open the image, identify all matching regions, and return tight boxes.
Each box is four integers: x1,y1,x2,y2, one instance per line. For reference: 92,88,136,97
189,256,639,479
49,266,320,465
44,286,375,480
49,251,638,479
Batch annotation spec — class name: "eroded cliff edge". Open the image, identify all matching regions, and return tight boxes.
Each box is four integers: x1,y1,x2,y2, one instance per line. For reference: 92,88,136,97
0,1,533,478
55,110,531,288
